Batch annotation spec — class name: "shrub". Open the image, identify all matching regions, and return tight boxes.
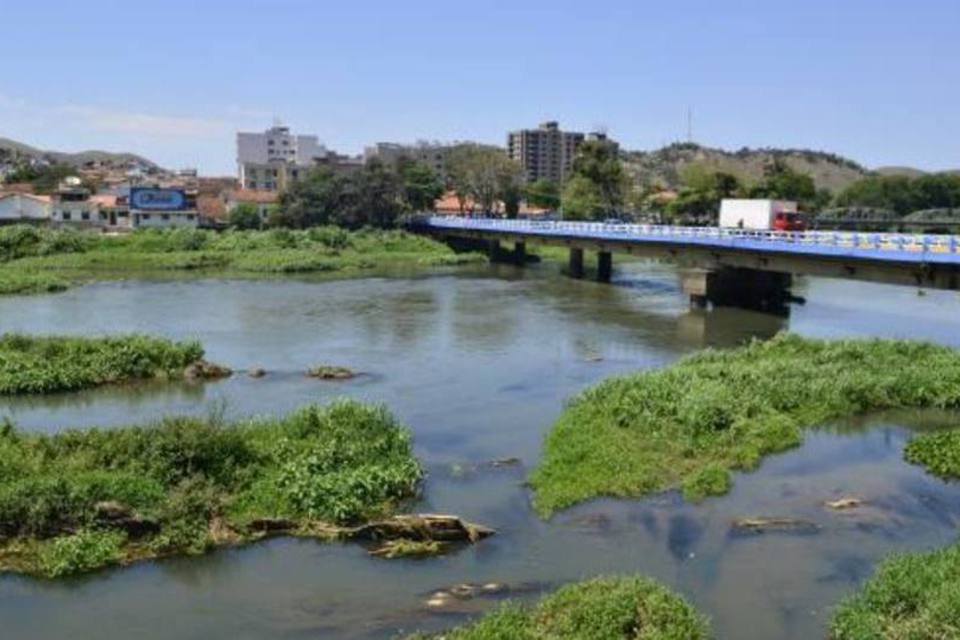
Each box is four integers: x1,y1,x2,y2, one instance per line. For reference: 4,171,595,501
0,399,422,576
0,333,204,395
38,529,127,578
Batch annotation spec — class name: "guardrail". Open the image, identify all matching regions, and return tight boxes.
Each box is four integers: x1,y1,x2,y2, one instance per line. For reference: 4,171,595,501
425,216,960,261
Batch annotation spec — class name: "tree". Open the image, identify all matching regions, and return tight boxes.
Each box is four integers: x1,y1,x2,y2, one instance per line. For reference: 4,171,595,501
749,159,817,207
344,158,404,228
228,203,263,230
525,179,561,210
664,164,744,220
397,157,444,212
563,140,626,219
274,168,346,228
3,163,94,194
561,175,605,220
447,144,524,215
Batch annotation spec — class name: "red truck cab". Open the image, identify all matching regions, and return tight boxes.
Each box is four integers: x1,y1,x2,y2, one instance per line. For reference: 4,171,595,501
773,211,806,232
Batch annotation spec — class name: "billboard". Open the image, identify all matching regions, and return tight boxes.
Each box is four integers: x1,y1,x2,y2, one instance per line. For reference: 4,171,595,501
130,188,187,211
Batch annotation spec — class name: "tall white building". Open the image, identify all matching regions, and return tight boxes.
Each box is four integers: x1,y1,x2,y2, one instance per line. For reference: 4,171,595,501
236,125,327,191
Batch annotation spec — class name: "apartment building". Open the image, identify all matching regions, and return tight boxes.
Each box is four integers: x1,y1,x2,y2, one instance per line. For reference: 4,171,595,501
507,121,584,183
237,125,327,191
507,122,618,183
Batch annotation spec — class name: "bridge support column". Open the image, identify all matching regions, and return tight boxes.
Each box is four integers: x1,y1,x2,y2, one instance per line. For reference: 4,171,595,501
568,248,584,278
513,241,526,266
681,267,793,312
486,240,502,261
597,251,612,283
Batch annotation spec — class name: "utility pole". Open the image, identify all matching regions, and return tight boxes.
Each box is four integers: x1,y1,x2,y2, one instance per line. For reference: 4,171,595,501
686,107,693,143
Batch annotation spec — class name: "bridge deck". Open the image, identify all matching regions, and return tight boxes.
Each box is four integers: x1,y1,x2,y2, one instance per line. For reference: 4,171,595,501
425,217,960,266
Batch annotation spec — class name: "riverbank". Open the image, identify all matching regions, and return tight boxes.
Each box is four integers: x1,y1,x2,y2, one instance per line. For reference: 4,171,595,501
0,400,427,577
407,575,710,639
530,334,960,516
0,334,218,395
0,226,484,293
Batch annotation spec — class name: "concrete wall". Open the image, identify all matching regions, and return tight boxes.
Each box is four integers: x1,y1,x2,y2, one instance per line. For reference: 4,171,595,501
131,210,199,228
0,195,50,221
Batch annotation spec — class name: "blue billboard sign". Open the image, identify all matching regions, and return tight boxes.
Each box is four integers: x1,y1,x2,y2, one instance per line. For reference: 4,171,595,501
130,188,187,211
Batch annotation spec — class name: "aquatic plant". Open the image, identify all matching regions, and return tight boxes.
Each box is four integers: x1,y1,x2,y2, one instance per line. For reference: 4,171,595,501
0,399,423,577
904,429,960,480
530,334,960,516
0,334,205,395
830,542,960,639
0,272,69,295
407,575,710,639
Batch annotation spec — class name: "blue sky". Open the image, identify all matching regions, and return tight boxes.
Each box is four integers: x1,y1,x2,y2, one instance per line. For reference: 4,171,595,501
2,0,958,175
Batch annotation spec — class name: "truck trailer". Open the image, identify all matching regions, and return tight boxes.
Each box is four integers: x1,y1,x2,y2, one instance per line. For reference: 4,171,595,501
719,199,804,231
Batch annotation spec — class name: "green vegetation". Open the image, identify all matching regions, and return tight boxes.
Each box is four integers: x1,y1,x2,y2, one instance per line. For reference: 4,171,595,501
524,178,561,210
830,542,960,639
562,139,627,220
0,271,69,295
0,399,422,577
0,334,206,395
1,162,99,194
904,429,960,480
530,334,960,516
408,575,710,639
274,157,444,228
0,225,484,293
447,144,525,216
227,202,265,230
836,173,960,216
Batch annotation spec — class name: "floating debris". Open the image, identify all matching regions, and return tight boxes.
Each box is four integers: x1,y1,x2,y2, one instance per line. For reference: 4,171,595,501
825,497,863,511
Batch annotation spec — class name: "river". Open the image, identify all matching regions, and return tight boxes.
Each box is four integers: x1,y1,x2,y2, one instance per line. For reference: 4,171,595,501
1,260,959,639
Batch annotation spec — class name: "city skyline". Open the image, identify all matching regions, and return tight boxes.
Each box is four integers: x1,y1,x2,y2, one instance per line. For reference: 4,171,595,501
2,0,958,175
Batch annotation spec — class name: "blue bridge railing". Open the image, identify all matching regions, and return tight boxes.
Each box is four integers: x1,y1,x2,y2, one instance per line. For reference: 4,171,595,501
425,216,960,265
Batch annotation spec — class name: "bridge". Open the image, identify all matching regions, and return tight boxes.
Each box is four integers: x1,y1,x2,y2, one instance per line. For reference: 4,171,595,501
419,216,960,311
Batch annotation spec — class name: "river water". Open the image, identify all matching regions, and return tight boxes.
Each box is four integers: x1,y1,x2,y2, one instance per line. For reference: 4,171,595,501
1,261,960,639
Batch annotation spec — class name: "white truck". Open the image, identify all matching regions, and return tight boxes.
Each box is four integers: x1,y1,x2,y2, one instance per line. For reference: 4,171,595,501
719,199,804,232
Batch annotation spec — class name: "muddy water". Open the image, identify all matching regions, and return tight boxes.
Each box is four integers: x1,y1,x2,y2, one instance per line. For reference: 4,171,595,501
1,261,959,639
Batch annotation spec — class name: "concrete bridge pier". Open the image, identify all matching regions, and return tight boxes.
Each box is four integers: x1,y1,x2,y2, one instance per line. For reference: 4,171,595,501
568,248,585,278
682,267,793,312
513,241,526,266
597,251,613,283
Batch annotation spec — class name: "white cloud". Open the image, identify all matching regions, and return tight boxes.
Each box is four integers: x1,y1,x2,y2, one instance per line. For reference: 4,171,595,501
56,105,231,138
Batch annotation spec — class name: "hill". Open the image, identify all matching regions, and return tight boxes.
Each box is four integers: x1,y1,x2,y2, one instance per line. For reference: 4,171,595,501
0,136,161,171
623,143,869,193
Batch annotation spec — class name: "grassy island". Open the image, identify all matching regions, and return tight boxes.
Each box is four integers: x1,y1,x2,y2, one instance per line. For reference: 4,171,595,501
408,575,710,639
0,333,217,395
0,400,423,577
0,225,483,294
904,429,960,481
830,542,960,639
530,334,960,516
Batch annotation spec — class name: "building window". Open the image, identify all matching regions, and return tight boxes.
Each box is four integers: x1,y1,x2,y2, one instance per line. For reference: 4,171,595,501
81,212,90,221
186,214,195,220
161,214,170,221
142,214,151,220
62,212,71,220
